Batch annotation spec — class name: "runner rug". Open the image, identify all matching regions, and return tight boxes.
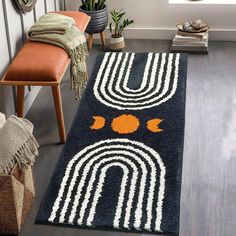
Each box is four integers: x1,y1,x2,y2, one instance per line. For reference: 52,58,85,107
36,52,187,235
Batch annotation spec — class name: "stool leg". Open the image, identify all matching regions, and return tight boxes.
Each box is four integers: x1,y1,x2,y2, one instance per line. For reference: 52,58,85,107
52,85,66,144
100,31,105,46
17,86,25,117
87,34,93,50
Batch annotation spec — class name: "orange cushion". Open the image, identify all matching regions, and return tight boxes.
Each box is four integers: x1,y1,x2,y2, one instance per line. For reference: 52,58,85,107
4,11,90,82
5,42,69,82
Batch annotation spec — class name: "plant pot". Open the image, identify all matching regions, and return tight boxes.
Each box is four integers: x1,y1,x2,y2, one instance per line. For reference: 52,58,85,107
109,36,125,51
79,5,108,34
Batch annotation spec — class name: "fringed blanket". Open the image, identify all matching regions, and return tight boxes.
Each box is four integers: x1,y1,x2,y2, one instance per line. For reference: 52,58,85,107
28,13,89,99
0,112,6,129
0,116,39,175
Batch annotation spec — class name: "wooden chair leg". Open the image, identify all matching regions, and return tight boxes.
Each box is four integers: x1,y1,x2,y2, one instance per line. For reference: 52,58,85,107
100,31,105,46
17,86,25,118
86,68,89,80
52,85,66,144
87,34,93,50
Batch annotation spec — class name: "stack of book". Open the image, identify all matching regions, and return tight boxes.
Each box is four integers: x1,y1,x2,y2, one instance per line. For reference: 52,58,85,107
171,30,209,54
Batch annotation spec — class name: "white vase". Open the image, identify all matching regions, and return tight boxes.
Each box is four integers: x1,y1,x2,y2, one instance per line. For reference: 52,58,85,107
109,36,125,51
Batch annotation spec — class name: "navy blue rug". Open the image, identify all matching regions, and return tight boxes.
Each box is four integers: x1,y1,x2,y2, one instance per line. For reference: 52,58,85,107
36,52,187,235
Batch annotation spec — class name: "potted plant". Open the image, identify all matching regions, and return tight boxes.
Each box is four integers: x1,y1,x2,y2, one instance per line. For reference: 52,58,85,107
109,9,134,51
79,0,108,35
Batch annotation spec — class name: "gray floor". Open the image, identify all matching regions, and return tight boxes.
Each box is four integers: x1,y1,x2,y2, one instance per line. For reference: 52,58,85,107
20,39,236,236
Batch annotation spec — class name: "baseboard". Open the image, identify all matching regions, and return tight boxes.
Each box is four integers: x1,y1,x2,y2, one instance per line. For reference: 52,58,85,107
96,28,236,41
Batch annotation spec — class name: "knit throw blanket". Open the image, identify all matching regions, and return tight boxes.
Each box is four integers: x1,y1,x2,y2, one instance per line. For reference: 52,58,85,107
28,13,89,99
0,116,39,175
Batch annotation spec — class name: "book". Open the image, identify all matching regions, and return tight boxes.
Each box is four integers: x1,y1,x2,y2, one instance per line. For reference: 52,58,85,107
172,42,206,47
173,34,208,46
170,44,208,54
174,34,208,42
171,45,208,51
171,31,209,54
172,40,208,49
171,48,208,54
173,40,207,46
172,40,207,47
176,30,208,39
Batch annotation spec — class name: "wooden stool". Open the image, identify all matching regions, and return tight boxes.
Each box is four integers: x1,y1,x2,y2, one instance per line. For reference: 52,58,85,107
0,54,70,144
87,31,106,50
0,11,90,144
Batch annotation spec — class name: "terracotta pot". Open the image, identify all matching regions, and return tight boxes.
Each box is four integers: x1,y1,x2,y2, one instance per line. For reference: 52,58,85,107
109,36,125,51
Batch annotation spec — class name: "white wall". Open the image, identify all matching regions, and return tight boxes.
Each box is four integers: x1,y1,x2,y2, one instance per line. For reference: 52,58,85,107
66,0,236,41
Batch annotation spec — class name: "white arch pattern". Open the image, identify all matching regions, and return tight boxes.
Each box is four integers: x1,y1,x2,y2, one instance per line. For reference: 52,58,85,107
93,52,180,110
48,139,166,232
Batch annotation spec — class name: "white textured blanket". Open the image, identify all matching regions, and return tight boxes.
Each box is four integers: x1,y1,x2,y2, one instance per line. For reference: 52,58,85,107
0,112,6,129
0,115,39,175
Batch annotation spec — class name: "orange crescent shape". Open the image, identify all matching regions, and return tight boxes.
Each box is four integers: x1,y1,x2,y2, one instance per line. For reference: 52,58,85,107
90,116,106,130
147,118,164,133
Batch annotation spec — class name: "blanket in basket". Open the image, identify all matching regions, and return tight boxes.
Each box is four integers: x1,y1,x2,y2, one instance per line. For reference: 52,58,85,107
0,115,39,175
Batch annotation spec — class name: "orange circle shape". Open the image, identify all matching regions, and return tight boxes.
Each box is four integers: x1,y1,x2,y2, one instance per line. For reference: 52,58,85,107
111,114,140,134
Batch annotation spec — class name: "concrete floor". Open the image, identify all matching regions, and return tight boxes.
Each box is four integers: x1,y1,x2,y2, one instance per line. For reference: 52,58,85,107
20,40,236,236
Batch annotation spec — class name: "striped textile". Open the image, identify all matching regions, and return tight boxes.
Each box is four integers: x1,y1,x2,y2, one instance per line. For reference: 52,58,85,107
94,52,180,110
48,139,165,231
28,13,88,99
36,52,188,235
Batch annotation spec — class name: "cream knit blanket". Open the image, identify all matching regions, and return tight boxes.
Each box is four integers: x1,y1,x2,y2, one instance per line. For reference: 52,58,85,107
0,115,39,175
0,112,6,129
28,13,89,99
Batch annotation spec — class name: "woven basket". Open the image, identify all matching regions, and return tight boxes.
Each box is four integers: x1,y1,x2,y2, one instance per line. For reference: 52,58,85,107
0,165,35,235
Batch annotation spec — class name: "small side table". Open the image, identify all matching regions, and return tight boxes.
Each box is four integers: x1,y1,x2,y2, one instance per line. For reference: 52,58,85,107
87,31,106,50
